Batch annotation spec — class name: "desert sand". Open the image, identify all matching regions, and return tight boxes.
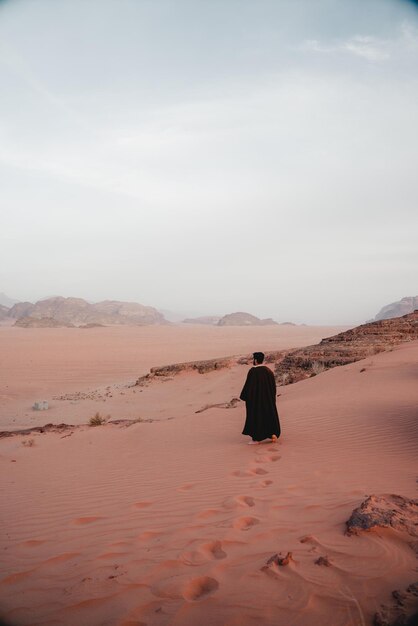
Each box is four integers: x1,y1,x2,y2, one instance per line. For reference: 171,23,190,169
0,326,417,626
0,324,347,431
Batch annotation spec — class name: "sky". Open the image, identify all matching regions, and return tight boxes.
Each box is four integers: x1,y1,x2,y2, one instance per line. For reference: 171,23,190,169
1,0,417,324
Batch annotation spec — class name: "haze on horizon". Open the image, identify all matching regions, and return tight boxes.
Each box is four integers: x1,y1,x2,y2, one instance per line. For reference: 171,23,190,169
1,0,417,325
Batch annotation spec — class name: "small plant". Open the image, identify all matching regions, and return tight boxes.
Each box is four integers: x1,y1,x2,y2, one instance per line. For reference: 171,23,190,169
89,412,107,427
311,361,326,375
22,438,35,447
280,373,289,386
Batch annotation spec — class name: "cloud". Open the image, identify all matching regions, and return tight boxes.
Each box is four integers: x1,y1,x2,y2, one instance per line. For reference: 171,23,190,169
301,22,418,62
302,36,389,61
342,36,390,61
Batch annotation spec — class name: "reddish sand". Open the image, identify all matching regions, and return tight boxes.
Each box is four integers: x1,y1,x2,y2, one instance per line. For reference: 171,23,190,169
0,324,347,431
0,328,417,626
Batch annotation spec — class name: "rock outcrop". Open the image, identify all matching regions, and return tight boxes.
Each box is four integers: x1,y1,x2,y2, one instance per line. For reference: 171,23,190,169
217,312,278,326
136,357,234,386
374,296,418,321
345,494,418,538
8,296,167,327
274,310,418,385
345,494,418,626
374,583,418,626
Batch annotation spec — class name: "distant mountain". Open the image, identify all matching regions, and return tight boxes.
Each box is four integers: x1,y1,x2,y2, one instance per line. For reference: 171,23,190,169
8,302,35,318
217,312,278,326
0,292,19,307
9,296,167,327
182,316,221,325
373,296,418,321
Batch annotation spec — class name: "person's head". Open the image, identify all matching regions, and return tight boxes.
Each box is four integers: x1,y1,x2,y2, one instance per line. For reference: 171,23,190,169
252,352,265,365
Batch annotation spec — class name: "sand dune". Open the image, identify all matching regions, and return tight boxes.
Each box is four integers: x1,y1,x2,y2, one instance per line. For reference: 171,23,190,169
0,337,417,625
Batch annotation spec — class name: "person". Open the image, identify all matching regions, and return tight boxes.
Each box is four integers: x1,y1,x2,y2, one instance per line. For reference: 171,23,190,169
240,351,281,445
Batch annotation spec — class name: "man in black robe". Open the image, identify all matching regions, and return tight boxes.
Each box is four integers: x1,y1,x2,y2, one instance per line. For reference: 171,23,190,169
240,352,281,444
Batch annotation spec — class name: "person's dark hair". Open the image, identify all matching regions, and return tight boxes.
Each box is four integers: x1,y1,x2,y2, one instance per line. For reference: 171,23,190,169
253,352,265,364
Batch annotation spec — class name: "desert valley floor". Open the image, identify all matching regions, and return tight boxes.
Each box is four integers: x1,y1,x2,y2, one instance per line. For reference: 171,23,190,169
0,324,417,626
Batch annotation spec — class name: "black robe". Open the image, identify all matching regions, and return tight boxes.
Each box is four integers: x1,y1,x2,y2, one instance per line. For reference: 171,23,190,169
240,365,281,441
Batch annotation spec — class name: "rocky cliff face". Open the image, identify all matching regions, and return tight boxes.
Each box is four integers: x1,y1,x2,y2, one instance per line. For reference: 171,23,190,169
217,312,278,326
274,310,418,385
10,296,167,327
374,296,418,321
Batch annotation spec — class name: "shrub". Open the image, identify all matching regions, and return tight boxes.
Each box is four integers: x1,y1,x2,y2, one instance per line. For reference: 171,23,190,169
89,412,107,427
311,361,326,375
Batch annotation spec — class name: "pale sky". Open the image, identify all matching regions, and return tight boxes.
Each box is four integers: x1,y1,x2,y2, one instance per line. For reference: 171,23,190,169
1,0,417,324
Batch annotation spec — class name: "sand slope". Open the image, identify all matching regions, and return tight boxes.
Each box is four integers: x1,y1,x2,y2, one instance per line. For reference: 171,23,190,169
0,342,417,626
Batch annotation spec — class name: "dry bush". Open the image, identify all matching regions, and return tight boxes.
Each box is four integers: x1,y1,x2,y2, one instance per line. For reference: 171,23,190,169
22,438,35,447
89,412,107,427
311,361,326,375
280,373,289,386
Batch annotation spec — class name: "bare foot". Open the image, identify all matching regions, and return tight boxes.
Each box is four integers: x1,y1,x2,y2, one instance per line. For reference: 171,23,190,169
247,440,260,445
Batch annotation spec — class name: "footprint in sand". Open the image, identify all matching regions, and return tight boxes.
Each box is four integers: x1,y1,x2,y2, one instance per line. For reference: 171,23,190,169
137,530,163,542
248,467,268,476
222,495,255,509
71,516,104,525
132,501,153,509
200,540,227,560
196,508,223,519
180,540,227,565
256,453,281,463
230,469,246,477
177,483,196,492
233,516,260,531
19,539,46,548
182,576,219,601
258,479,273,488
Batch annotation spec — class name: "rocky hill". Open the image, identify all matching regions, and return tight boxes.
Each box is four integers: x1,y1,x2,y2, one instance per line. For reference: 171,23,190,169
373,296,418,321
274,310,418,385
9,296,167,327
8,302,35,319
217,312,278,326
